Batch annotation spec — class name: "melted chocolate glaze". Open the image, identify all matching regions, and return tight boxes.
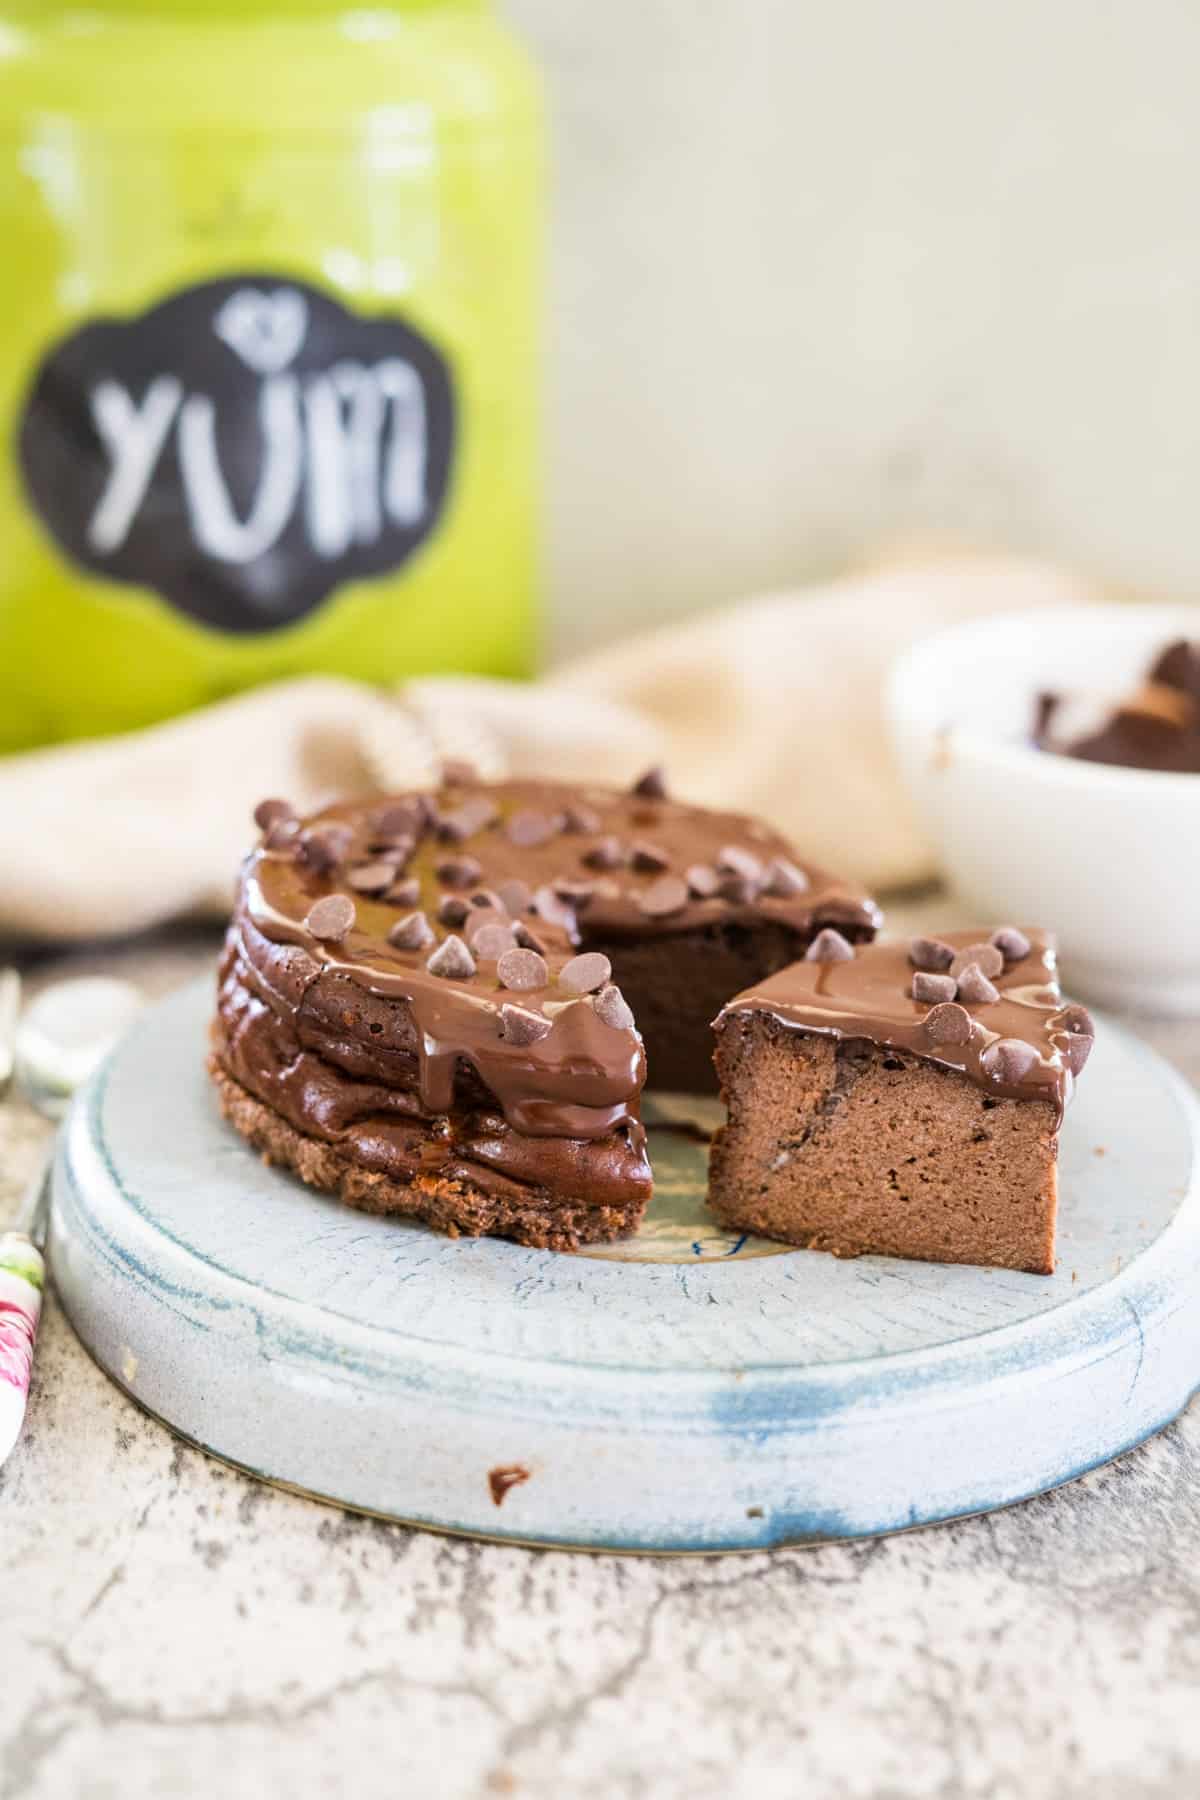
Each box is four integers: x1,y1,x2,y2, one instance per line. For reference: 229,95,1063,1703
216,777,879,1207
717,930,1082,1123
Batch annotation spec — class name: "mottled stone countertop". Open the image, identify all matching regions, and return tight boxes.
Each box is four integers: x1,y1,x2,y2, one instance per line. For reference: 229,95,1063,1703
2,911,1198,1800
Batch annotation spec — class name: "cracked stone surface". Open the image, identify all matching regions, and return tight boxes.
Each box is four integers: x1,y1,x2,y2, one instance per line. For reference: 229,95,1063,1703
2,923,1198,1800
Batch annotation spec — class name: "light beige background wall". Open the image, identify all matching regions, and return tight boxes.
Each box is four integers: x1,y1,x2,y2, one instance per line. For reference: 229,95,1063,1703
502,0,1200,657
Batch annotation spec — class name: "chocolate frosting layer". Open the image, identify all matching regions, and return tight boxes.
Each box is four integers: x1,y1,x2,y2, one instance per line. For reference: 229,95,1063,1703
717,929,1088,1122
1035,638,1200,773
235,774,878,1137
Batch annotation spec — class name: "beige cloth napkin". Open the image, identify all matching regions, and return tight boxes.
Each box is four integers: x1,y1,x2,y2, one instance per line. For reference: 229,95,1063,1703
2,552,1095,942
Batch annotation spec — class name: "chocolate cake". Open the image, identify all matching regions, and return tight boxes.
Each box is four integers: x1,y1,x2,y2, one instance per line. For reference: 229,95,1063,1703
211,770,880,1249
710,928,1093,1274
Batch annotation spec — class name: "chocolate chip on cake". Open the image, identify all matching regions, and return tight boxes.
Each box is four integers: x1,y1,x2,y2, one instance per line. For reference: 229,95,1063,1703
1057,1005,1096,1076
717,845,764,884
909,936,956,973
582,836,625,870
305,894,356,941
497,878,533,917
373,801,425,839
685,863,720,898
436,855,483,890
718,872,760,905
437,894,469,926
559,952,612,994
254,797,296,831
562,803,602,834
764,857,810,898
468,887,504,910
298,826,350,873
499,1003,553,1047
347,861,399,895
552,879,596,909
981,1038,1040,1084
638,874,688,917
955,963,1001,1006
514,922,550,956
924,1000,973,1045
437,797,498,841
533,884,577,932
388,911,434,951
386,876,421,908
950,943,1004,980
496,946,549,991
594,983,635,1031
990,926,1031,963
507,809,558,849
631,842,669,873
912,971,957,1004
631,766,668,799
426,934,476,980
805,928,855,963
264,817,301,852
472,922,519,960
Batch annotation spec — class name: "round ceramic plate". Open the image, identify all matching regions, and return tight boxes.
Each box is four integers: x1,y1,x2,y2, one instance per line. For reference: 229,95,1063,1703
50,979,1200,1552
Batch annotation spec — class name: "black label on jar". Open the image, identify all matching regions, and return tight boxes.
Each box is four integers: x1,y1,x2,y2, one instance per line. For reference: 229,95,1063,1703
17,275,456,633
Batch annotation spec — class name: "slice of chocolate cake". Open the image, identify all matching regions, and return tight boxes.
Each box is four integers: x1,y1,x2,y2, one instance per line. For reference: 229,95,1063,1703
710,928,1094,1274
211,771,880,1249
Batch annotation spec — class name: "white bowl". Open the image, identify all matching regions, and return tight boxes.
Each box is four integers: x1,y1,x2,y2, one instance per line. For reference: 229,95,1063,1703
886,603,1200,1016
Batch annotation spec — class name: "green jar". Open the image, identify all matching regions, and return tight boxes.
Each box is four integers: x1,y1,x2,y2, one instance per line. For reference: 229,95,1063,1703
0,0,541,752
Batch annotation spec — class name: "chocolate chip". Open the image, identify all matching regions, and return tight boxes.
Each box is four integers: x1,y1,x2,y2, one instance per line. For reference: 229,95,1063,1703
593,983,635,1031
497,878,533,917
718,872,761,906
912,971,957,1004
955,963,1000,1005
559,952,612,994
1058,1005,1096,1077
426,934,476,980
805,928,855,963
981,1038,1040,1084
386,877,421,908
909,936,956,973
631,842,669,873
472,922,519,960
437,894,469,926
583,836,625,870
347,861,399,895
437,797,498,841
496,946,549,991
1059,1003,1095,1039
552,879,596,909
533,884,577,932
924,1001,972,1045
685,863,720,898
562,804,602,834
638,874,689,917
514,922,550,956
991,926,1031,963
764,857,810,898
298,826,350,873
304,894,356,941
631,766,668,799
469,888,505,910
435,855,483,890
507,809,558,849
254,796,295,831
264,817,301,852
388,911,434,951
717,845,764,883
374,800,426,839
950,943,1004,980
367,833,415,865
500,1002,553,1047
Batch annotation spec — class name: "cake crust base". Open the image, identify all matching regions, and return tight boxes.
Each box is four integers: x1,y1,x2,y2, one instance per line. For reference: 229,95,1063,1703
208,1057,648,1252
710,1014,1058,1274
